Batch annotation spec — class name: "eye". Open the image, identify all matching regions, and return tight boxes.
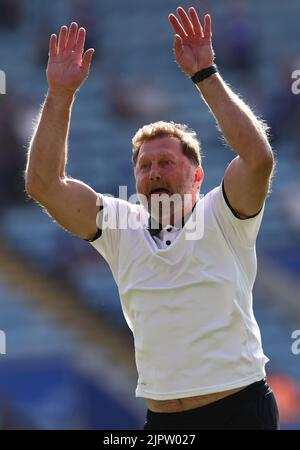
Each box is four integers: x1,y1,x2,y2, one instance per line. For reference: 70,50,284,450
161,160,173,167
140,162,150,170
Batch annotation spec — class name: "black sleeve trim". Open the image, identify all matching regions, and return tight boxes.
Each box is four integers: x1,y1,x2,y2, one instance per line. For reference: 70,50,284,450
84,204,103,242
221,179,262,221
86,227,102,242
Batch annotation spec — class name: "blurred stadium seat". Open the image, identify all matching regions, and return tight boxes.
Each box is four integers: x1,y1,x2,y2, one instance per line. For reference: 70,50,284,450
0,0,299,429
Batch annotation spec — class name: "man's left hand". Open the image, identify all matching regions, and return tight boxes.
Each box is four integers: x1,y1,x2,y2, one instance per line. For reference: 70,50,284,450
169,6,215,77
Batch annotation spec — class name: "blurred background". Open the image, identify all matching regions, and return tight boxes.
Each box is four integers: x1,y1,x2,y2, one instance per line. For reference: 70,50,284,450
0,0,299,430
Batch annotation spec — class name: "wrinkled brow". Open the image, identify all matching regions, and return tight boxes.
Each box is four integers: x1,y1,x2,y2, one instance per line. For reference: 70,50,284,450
138,150,177,162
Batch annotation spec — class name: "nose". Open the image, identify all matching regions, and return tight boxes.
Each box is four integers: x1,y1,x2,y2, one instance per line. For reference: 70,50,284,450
149,163,161,181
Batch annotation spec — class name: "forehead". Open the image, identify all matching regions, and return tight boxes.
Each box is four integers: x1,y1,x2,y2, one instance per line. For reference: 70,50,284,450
138,136,183,159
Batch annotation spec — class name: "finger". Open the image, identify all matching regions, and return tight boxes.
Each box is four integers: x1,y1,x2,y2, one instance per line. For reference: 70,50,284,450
82,48,95,74
204,14,212,39
74,27,86,54
176,6,195,36
66,22,78,51
58,25,68,53
188,7,204,38
168,13,187,38
49,34,57,57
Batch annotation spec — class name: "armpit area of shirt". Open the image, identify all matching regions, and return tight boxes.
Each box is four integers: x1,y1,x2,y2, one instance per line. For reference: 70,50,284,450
84,202,104,243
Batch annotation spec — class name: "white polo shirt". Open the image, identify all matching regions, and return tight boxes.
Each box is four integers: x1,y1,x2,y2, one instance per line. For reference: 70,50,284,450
90,184,269,400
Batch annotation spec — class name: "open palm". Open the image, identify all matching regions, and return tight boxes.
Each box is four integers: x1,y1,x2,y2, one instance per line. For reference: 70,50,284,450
169,7,214,77
47,22,94,96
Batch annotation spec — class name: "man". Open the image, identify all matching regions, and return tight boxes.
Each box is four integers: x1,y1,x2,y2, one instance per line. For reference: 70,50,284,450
25,6,279,430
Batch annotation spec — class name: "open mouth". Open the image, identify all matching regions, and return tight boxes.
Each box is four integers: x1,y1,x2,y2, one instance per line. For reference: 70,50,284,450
149,188,172,196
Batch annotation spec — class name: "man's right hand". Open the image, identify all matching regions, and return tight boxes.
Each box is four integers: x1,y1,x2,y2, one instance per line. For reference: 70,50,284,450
26,22,99,242
47,22,95,97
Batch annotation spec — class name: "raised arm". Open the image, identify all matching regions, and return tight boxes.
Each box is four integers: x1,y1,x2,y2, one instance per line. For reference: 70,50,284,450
25,23,99,240
169,7,274,219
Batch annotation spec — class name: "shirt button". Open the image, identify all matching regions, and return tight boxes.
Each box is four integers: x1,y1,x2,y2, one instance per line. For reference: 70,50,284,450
166,240,171,246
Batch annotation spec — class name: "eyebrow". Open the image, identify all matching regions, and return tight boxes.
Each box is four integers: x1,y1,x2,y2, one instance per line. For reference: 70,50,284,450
138,151,176,162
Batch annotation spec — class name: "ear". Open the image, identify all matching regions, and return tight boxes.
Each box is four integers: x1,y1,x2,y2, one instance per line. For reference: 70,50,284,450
194,165,204,188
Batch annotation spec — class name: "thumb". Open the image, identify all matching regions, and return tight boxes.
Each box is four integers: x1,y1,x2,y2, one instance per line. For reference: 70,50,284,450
82,48,95,75
173,34,183,60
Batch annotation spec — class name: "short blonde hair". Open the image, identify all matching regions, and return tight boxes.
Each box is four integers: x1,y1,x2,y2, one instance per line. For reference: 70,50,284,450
132,121,202,167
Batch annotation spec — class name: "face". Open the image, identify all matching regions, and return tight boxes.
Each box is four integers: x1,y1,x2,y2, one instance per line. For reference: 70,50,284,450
134,136,204,224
